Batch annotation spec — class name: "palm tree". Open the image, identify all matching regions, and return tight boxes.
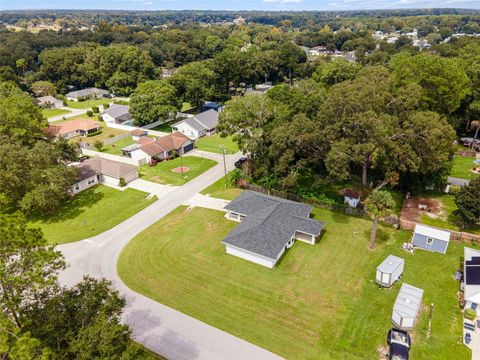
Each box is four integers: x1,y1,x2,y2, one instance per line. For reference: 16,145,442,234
364,190,395,250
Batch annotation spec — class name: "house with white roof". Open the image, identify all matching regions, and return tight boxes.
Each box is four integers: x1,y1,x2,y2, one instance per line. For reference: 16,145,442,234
411,224,451,254
172,109,219,140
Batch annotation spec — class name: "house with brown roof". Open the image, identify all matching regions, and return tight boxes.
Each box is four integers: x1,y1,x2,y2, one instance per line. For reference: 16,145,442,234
128,132,193,165
45,118,101,139
71,157,138,194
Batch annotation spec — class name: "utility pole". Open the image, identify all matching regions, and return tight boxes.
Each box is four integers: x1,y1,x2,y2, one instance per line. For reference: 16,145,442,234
180,150,184,179
472,124,480,150
220,144,227,188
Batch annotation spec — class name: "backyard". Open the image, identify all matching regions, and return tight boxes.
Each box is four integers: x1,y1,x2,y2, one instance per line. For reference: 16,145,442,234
195,134,239,154
101,136,136,155
30,185,156,244
139,156,217,186
118,206,469,360
66,98,111,109
69,120,127,144
42,108,70,118
450,155,478,180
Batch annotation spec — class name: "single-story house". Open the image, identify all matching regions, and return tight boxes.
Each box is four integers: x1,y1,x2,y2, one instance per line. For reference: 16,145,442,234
131,129,148,141
344,189,361,208
411,224,450,254
44,118,100,139
464,247,480,308
71,157,138,194
391,283,424,331
222,191,325,268
36,96,64,109
66,87,108,101
376,255,404,288
101,104,131,124
129,131,193,164
172,109,219,140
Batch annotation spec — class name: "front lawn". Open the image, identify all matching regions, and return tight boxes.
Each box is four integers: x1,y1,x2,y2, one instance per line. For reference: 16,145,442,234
30,185,156,244
450,155,478,180
101,136,136,155
195,134,239,154
66,99,111,109
139,156,217,186
42,108,70,118
118,206,469,360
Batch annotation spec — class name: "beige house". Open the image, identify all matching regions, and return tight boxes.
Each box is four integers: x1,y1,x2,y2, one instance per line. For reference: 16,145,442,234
45,118,100,139
71,157,138,194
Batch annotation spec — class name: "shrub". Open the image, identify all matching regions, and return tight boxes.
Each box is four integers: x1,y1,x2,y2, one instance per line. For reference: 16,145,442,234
86,110,94,117
77,96,86,102
108,134,115,138
465,308,477,320
103,103,110,109
93,140,104,151
119,178,127,187
87,129,103,137
92,106,99,113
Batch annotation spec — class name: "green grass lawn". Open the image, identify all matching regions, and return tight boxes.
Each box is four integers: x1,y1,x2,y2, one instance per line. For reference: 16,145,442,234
450,155,478,180
30,185,156,244
181,102,193,112
101,136,135,155
420,193,480,235
200,174,243,200
150,120,176,133
195,134,239,154
42,108,70,118
118,206,470,360
66,99,111,109
139,156,217,186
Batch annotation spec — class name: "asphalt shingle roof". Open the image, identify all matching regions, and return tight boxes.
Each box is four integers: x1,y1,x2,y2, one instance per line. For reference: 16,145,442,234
173,109,219,133
222,191,325,260
66,87,108,99
104,104,130,121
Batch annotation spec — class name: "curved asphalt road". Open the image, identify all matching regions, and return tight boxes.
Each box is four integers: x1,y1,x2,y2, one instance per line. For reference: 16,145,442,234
57,152,283,360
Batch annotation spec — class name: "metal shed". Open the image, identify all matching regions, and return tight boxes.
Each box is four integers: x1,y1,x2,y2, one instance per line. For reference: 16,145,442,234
376,255,404,287
412,224,450,254
391,283,424,331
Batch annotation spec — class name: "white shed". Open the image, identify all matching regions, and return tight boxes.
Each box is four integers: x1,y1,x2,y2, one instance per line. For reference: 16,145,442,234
376,255,404,287
391,283,424,331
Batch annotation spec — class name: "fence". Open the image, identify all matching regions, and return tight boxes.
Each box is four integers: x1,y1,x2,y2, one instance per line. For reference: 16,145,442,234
86,132,130,148
105,121,168,137
239,183,367,218
81,148,144,166
399,218,480,244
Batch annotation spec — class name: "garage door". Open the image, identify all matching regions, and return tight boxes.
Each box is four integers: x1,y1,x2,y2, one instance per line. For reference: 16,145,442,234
183,143,194,153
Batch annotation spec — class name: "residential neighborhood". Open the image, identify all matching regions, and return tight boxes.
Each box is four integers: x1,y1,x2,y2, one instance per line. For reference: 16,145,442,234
1,5,480,360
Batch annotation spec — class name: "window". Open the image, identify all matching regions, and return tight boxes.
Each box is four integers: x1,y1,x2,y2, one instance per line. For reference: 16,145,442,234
74,184,80,191
426,237,434,245
87,178,95,185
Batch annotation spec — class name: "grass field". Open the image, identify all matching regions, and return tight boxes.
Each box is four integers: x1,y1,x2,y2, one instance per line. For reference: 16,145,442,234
139,156,217,186
30,186,156,244
118,206,470,360
450,155,478,180
195,134,239,154
150,120,176,133
66,99,111,109
42,108,70,118
101,136,136,155
420,193,480,235
200,173,243,200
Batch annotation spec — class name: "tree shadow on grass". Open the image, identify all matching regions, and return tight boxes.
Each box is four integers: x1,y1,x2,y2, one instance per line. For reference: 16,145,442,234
29,186,105,224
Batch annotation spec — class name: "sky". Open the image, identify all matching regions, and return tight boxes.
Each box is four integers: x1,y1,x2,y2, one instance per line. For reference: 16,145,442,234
1,0,480,11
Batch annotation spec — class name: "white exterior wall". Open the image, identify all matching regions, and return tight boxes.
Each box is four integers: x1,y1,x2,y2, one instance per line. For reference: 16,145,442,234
102,113,116,123
225,244,277,269
129,149,151,165
103,175,120,186
295,231,316,245
81,148,143,166
71,174,100,194
173,122,205,140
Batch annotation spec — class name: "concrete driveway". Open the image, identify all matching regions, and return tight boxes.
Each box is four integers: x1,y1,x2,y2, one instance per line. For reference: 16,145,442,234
57,153,282,360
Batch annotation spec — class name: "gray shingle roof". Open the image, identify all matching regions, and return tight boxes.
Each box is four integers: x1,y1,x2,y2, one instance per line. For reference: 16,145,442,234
174,117,206,132
194,109,219,130
103,104,130,121
66,87,108,99
222,191,325,260
392,283,423,318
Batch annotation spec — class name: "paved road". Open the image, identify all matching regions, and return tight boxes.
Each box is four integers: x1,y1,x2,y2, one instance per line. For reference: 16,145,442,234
48,107,88,122
57,154,283,360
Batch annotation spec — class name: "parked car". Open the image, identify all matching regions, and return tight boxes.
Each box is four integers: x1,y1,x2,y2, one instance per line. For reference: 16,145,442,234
235,157,248,168
387,328,410,360
78,156,90,163
103,93,114,99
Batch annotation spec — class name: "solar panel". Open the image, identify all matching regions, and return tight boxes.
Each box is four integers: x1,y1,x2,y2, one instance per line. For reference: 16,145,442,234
466,266,480,285
467,257,480,265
